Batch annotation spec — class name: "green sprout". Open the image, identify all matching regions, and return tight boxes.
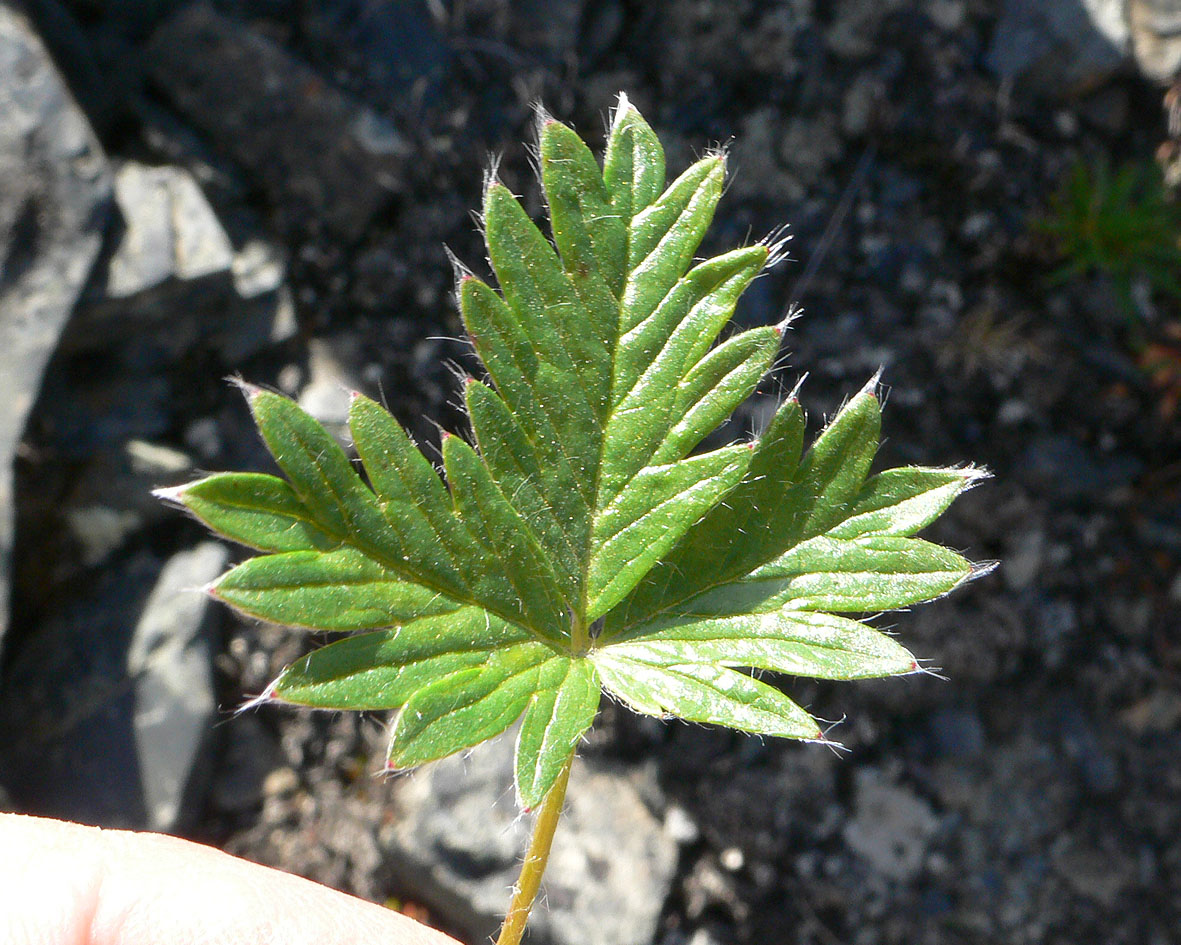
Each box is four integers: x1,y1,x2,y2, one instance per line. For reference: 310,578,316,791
158,95,985,945
1037,158,1181,318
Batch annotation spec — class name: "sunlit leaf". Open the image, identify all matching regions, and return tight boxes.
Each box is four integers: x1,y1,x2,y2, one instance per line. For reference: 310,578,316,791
165,94,984,808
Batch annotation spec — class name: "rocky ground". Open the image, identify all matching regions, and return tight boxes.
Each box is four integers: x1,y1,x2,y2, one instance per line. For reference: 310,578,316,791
1,1,1179,943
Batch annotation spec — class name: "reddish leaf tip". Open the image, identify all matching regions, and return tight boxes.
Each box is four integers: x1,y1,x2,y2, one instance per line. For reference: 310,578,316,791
151,484,187,504
236,683,277,715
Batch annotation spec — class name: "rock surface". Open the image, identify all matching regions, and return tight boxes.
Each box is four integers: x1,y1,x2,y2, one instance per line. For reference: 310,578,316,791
0,3,111,655
1129,0,1181,81
62,160,296,364
988,0,1130,96
0,543,224,830
843,769,940,882
381,734,679,945
145,2,407,239
1,2,1179,943
127,541,227,831
990,0,1181,92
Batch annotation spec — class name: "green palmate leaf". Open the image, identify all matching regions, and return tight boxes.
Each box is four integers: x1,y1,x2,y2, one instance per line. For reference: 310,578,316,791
212,547,459,630
593,651,821,740
682,536,974,617
159,472,337,553
607,609,916,680
515,658,600,808
388,645,569,770
163,94,985,811
270,608,534,709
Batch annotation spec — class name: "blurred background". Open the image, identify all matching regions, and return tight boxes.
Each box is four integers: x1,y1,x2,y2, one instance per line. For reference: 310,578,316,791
0,1,1178,943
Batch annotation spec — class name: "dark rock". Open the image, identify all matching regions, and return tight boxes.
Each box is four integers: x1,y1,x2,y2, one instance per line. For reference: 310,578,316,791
209,708,284,814
580,0,625,65
145,3,408,239
987,0,1128,98
1016,434,1142,504
54,0,188,41
62,160,296,366
928,706,987,760
34,370,173,458
509,0,585,62
0,3,112,658
309,0,451,107
19,0,128,134
0,544,225,830
1053,700,1120,795
380,733,678,945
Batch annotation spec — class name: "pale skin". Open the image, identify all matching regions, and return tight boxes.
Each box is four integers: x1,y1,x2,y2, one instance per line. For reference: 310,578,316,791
0,813,461,945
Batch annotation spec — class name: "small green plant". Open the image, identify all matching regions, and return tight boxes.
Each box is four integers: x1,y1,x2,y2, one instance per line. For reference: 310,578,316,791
159,96,984,944
1037,158,1181,317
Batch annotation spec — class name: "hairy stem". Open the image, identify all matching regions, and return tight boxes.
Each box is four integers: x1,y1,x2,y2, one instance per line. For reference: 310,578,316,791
495,751,574,945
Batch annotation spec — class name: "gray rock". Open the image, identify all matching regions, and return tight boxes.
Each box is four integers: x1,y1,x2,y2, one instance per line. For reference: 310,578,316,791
987,0,1129,97
1052,836,1135,907
0,4,112,656
222,237,298,363
0,544,225,831
63,161,295,365
1129,0,1181,81
298,337,365,439
127,542,226,830
843,769,939,882
381,735,679,945
108,160,234,296
1002,526,1045,591
146,3,407,239
67,160,232,359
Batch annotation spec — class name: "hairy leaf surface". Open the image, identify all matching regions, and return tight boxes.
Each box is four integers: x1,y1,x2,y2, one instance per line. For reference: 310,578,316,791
163,95,984,806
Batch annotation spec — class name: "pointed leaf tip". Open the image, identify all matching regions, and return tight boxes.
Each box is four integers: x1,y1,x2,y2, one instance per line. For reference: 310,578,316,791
971,559,1000,581
229,377,265,401
236,683,277,715
151,484,186,504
